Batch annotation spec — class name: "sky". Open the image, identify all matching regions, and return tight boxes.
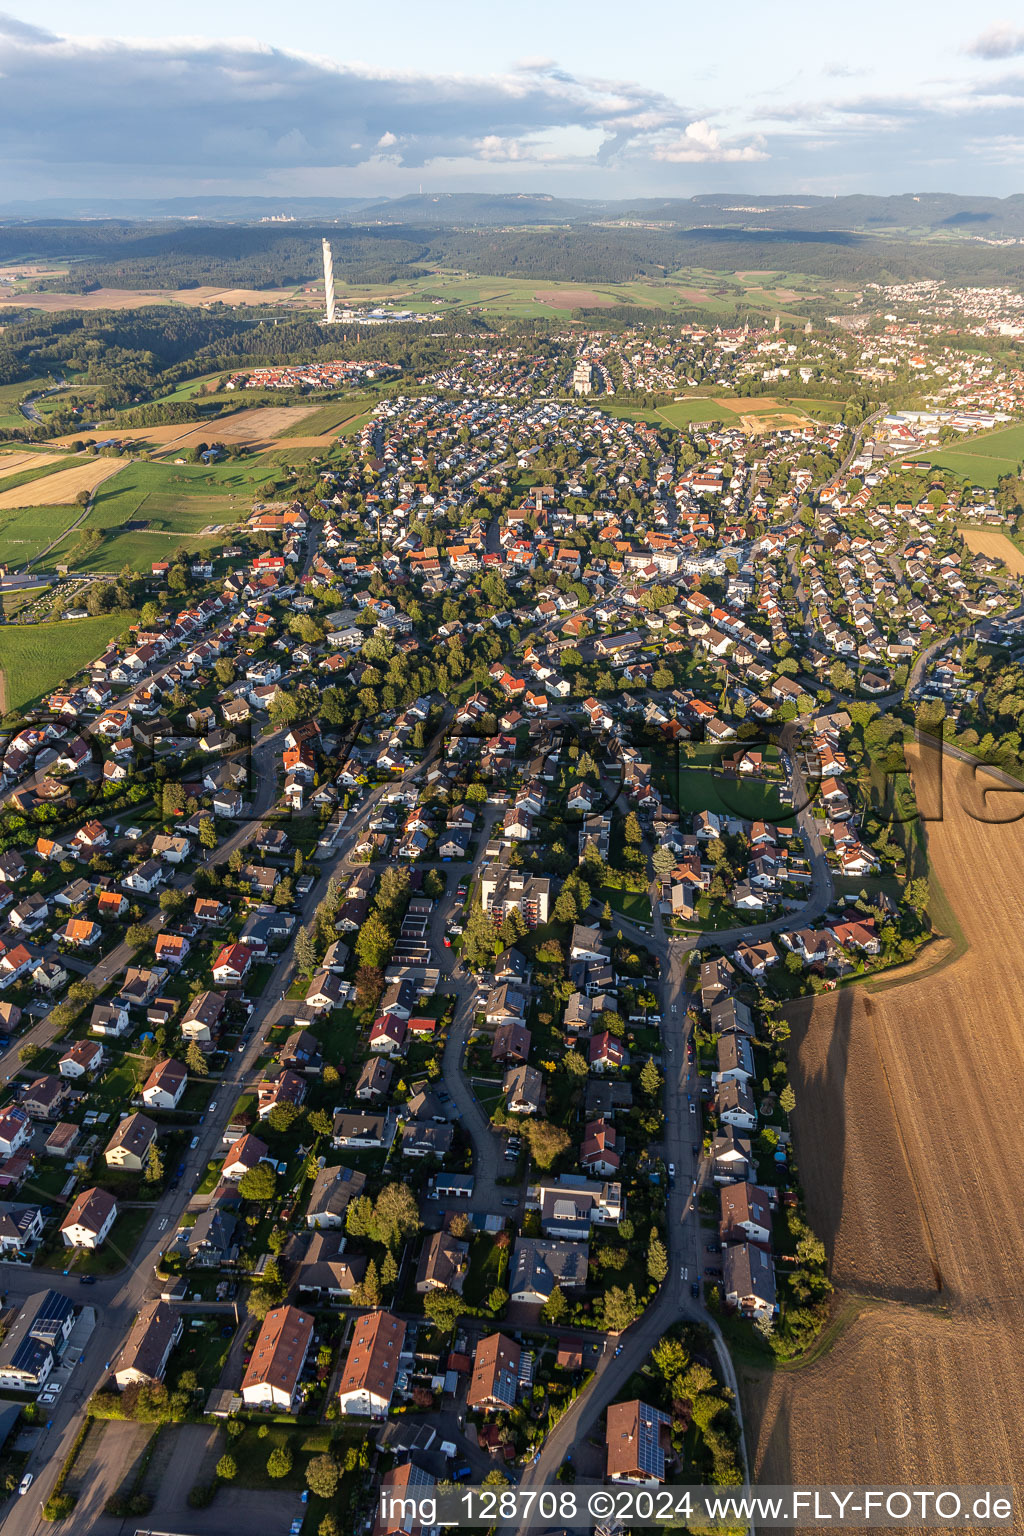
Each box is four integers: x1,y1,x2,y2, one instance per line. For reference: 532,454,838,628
2,3,1024,204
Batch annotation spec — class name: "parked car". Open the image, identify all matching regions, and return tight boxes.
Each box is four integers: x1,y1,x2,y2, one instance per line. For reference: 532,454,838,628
18,1474,32,1496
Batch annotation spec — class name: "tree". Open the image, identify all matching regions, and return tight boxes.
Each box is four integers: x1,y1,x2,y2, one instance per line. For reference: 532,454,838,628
639,1058,663,1099
423,1286,462,1332
17,1043,42,1067
185,1040,209,1076
267,1446,293,1479
779,1083,796,1116
305,1455,340,1500
651,845,674,879
144,1140,164,1185
199,816,217,851
266,1101,302,1134
541,1285,568,1325
624,811,642,846
372,1182,421,1251
552,888,578,925
214,657,235,687
216,1454,237,1481
161,780,185,819
482,1469,509,1489
345,1194,375,1239
352,1258,382,1308
380,1249,398,1289
563,1049,588,1078
603,1284,640,1333
319,1516,343,1536
647,1227,669,1284
294,925,317,978
126,922,152,950
238,1163,277,1202
488,1285,509,1315
307,1108,332,1139
522,1119,570,1170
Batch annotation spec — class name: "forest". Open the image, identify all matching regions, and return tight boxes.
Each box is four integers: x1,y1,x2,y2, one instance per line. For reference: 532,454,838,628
4,215,1024,296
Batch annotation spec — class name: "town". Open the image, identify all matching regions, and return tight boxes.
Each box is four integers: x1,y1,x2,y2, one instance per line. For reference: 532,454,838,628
0,271,1022,1534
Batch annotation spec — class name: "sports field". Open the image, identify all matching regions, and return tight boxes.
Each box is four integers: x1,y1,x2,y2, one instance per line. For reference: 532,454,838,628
0,505,83,567
0,610,138,714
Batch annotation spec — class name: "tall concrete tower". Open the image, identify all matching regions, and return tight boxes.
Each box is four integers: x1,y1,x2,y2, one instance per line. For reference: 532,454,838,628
322,237,336,324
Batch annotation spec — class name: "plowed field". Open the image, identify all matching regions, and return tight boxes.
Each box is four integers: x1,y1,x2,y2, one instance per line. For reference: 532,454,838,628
747,742,1024,1529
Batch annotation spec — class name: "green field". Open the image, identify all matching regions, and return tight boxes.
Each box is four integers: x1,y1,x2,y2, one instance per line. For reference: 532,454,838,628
0,504,82,567
0,610,138,714
45,458,267,571
670,768,790,820
912,420,1024,487
656,398,731,429
278,395,375,437
0,377,50,435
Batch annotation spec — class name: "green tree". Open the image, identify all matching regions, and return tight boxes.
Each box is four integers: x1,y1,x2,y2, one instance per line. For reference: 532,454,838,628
647,1227,668,1284
779,1083,796,1116
199,816,217,851
266,1446,293,1479
522,1119,570,1170
144,1140,164,1185
624,811,642,846
372,1182,421,1251
161,780,185,819
380,1249,398,1289
185,1040,209,1076
540,1286,568,1325
266,1101,302,1134
602,1284,640,1332
639,1058,663,1099
488,1285,509,1315
423,1286,462,1332
125,922,152,950
294,925,317,978
238,1163,277,1202
563,1049,588,1078
305,1455,340,1500
352,1258,382,1308
216,1454,237,1481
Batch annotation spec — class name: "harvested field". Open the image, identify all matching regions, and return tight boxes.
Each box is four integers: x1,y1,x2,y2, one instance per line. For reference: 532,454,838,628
534,289,616,308
0,450,68,475
0,457,122,509
148,405,320,453
960,526,1024,575
0,285,308,312
747,741,1024,1527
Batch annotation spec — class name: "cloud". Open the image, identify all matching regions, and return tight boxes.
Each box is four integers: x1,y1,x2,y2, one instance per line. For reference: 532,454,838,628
648,120,768,164
965,24,1024,59
0,11,56,43
0,23,767,188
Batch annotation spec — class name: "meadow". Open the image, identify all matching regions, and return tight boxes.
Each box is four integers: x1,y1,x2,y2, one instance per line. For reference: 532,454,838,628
43,458,265,571
278,395,376,437
0,610,138,714
912,420,1024,486
0,505,83,567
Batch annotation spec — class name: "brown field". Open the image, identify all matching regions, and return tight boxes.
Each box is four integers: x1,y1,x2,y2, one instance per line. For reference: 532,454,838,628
0,457,123,508
0,450,69,475
0,285,310,312
533,289,616,309
960,526,1024,575
54,405,322,457
746,742,1024,1527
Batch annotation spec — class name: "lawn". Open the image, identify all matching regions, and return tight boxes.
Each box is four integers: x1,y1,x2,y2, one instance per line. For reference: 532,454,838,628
669,768,790,820
463,1231,509,1307
911,420,1024,487
598,881,651,924
166,1316,235,1391
0,610,139,714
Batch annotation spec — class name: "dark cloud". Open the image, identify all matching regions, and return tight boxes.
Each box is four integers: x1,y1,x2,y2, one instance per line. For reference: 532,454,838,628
0,27,765,188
